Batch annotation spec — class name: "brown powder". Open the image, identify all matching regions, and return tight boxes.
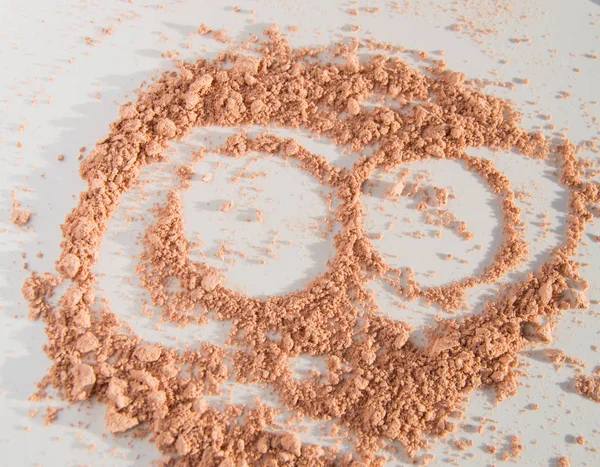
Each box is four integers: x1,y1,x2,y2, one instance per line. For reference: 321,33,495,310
20,27,600,465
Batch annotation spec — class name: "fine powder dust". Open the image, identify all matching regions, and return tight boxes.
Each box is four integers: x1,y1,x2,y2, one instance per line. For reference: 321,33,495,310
21,26,600,465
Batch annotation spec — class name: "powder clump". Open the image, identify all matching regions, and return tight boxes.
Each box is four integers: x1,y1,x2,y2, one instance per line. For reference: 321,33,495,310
574,375,600,403
10,191,33,227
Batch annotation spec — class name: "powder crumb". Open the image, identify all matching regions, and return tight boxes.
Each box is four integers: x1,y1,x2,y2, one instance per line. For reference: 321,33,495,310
57,154,64,161
485,444,497,454
197,23,212,35
221,200,234,212
574,375,600,402
575,435,585,445
545,349,586,368
453,438,472,451
44,406,62,425
76,332,100,354
347,98,361,115
10,192,33,227
105,406,139,434
201,271,222,292
71,363,96,400
508,435,523,458
557,457,570,467
212,30,228,43
57,253,81,279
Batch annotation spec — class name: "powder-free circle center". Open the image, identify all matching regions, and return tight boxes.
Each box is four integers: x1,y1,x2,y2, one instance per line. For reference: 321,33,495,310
179,137,339,298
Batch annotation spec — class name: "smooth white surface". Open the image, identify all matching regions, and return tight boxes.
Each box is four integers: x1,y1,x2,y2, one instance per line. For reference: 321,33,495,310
0,0,599,465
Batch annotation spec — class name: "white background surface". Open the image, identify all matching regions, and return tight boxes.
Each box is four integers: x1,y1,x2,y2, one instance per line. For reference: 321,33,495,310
1,0,599,465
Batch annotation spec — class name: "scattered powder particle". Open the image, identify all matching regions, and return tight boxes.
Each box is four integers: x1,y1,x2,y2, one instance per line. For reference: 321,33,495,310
557,457,570,467
486,444,497,454
10,192,33,227
508,435,523,458
197,23,211,35
453,438,472,451
387,180,405,200
57,154,64,161
574,375,600,403
133,345,162,363
545,349,586,368
220,200,234,212
212,30,228,43
44,406,62,425
575,435,585,445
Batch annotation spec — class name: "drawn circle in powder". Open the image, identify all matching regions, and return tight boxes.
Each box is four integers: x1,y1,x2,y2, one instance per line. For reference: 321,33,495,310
357,152,527,311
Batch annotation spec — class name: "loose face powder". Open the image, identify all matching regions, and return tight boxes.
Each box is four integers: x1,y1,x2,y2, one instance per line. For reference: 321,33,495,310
22,26,599,465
